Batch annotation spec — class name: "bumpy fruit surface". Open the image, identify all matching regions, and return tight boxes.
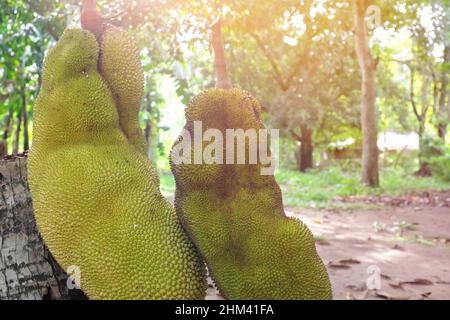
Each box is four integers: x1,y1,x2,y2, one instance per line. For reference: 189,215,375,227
171,88,332,300
28,28,206,300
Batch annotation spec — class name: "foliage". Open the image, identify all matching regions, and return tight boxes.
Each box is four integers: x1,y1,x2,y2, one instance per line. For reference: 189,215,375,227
226,1,361,149
429,143,450,181
275,161,450,209
429,155,450,182
160,160,450,209
0,0,448,193
0,0,64,153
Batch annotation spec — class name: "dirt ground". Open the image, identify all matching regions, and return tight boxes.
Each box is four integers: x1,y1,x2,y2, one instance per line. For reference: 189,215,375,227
205,191,450,300
288,191,450,300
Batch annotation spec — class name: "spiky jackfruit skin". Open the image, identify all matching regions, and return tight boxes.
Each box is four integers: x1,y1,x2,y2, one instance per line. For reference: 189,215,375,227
28,28,206,300
99,27,147,156
171,89,332,300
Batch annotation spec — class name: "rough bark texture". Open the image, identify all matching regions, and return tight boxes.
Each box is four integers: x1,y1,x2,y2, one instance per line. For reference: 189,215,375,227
353,0,380,187
13,112,22,155
2,109,12,157
0,142,7,159
0,156,87,300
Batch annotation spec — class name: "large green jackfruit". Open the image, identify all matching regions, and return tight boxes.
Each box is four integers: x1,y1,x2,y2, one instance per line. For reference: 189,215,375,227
28,28,206,299
171,88,332,299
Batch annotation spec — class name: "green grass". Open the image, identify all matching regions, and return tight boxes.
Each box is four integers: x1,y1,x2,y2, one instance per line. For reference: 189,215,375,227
276,166,450,209
158,165,450,209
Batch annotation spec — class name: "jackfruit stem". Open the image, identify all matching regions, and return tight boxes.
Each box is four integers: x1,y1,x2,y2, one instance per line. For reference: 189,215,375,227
212,18,233,89
81,0,103,40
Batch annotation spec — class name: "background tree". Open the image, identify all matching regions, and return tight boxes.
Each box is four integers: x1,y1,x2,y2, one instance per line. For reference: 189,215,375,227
353,0,380,187
0,0,448,178
175,0,362,172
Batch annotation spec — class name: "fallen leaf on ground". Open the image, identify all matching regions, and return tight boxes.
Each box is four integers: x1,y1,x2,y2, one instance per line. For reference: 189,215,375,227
327,261,351,269
389,282,404,290
381,274,392,280
375,291,411,300
339,258,361,265
400,278,433,286
410,292,433,300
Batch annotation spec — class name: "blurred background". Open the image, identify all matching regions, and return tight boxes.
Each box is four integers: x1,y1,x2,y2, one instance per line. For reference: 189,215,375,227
0,0,449,205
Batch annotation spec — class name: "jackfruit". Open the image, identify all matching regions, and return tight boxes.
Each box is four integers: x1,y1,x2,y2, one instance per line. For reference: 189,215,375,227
171,88,332,300
28,28,206,299
99,27,147,156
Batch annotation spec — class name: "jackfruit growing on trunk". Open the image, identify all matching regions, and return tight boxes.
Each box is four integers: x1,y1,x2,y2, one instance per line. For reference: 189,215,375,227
171,88,332,299
28,28,206,300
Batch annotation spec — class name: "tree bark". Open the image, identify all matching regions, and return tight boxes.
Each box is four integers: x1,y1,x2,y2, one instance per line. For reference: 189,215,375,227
416,123,433,177
437,45,449,142
408,65,432,176
353,0,380,187
3,109,12,142
21,91,30,152
13,111,22,155
212,18,232,89
0,157,87,300
417,112,431,176
299,125,314,172
1,109,13,157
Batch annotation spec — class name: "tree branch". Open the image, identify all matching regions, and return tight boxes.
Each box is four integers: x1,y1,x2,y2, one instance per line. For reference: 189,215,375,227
290,130,302,142
212,18,232,89
388,58,413,65
25,0,60,41
409,67,421,122
285,47,310,89
250,32,287,90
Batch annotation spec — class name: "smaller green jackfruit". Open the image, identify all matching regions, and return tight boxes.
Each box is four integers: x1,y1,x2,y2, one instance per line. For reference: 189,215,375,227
29,28,206,299
171,88,332,300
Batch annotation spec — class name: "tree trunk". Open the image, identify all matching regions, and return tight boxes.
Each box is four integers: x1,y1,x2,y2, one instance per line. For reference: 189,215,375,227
21,91,30,152
0,157,87,300
212,18,232,89
438,120,447,142
437,45,449,142
298,125,314,172
416,143,433,177
353,0,380,187
13,111,22,155
415,120,433,177
1,109,13,157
